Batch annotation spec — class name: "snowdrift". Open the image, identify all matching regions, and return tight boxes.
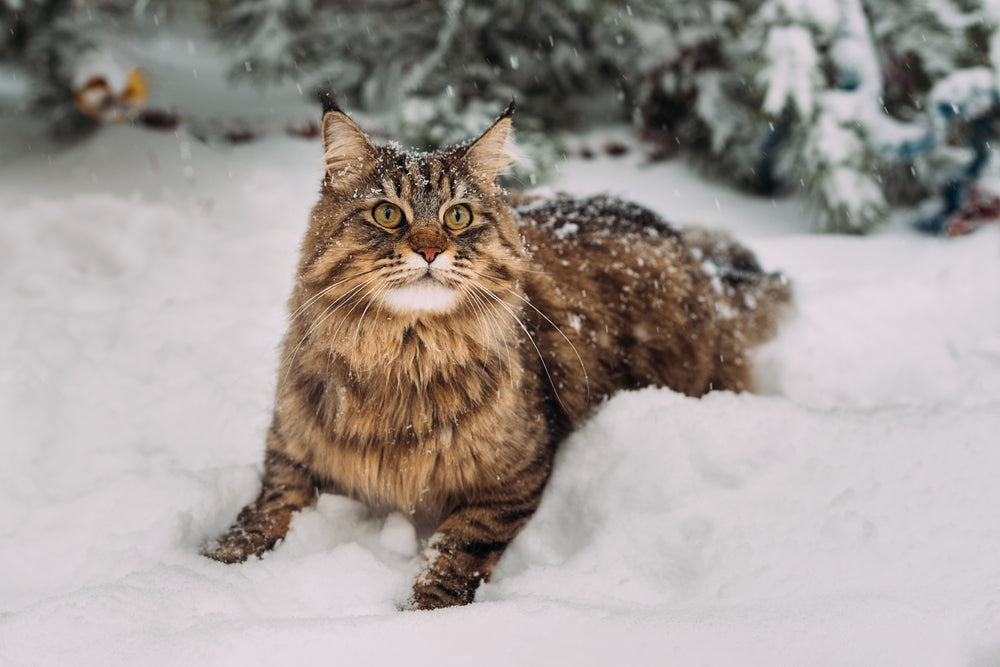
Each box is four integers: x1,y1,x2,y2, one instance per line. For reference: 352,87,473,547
2,121,999,666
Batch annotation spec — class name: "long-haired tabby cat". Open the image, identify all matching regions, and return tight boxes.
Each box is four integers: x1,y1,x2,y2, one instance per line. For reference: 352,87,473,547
204,101,792,609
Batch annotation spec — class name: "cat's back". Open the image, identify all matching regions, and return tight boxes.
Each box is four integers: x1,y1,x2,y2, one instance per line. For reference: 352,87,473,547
511,195,719,406
511,194,790,405
515,194,682,249
514,194,702,318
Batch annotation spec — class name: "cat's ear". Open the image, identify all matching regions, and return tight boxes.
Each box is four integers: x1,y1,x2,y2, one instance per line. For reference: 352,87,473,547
464,101,516,182
321,109,377,183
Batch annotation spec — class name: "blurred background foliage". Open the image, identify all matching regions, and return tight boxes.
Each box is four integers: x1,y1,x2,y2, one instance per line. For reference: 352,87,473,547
3,0,1000,234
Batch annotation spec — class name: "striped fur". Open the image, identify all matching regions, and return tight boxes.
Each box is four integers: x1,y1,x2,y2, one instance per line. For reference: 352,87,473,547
204,109,792,609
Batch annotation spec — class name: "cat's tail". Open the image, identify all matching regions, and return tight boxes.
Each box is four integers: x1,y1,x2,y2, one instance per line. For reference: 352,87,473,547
681,227,793,347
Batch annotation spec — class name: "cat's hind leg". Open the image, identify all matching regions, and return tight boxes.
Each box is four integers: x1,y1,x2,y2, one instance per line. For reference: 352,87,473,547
680,227,792,393
682,226,793,346
203,448,318,563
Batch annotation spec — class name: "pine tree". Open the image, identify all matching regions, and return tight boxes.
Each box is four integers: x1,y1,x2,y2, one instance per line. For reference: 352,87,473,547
7,0,998,233
637,0,1000,233
1,0,84,130
217,0,644,128
213,0,647,182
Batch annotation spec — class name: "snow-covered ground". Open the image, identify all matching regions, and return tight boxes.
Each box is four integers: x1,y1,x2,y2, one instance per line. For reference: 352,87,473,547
2,77,1000,665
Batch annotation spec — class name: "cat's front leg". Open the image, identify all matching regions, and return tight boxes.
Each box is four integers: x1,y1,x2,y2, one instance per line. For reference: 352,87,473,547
203,449,317,563
411,497,540,610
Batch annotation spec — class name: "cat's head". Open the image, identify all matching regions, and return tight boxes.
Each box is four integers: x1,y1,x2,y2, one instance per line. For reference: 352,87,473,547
298,104,525,323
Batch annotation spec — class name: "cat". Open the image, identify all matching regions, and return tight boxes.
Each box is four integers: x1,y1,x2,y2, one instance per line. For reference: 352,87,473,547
203,101,792,610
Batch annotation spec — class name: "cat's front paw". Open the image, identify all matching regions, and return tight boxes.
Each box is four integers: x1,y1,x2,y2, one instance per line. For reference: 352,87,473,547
201,524,276,564
202,501,294,563
410,574,478,610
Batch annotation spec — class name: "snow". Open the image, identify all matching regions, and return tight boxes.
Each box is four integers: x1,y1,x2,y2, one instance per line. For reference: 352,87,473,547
930,68,1000,131
828,0,884,99
760,25,818,117
3,99,1000,667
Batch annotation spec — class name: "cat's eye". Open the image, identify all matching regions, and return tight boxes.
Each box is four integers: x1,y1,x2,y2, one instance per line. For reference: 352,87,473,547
372,202,405,229
443,204,473,231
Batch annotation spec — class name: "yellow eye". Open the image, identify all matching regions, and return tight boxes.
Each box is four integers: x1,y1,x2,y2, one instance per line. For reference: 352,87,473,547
372,202,405,229
443,204,473,231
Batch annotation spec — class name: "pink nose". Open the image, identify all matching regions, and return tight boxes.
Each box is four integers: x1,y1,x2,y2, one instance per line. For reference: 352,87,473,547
416,246,443,262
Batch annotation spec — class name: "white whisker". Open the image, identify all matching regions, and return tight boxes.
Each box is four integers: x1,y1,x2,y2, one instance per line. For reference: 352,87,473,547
471,283,573,416
465,286,513,392
503,287,590,404
352,282,388,349
289,266,384,324
329,281,382,346
280,278,377,385
471,271,590,403
458,256,550,274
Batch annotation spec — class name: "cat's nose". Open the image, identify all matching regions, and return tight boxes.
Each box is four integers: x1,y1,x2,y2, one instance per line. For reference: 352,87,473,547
416,246,443,263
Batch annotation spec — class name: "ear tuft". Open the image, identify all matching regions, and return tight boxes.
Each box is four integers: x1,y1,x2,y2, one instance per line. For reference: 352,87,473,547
321,110,376,181
499,98,515,120
317,91,341,115
464,109,516,183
